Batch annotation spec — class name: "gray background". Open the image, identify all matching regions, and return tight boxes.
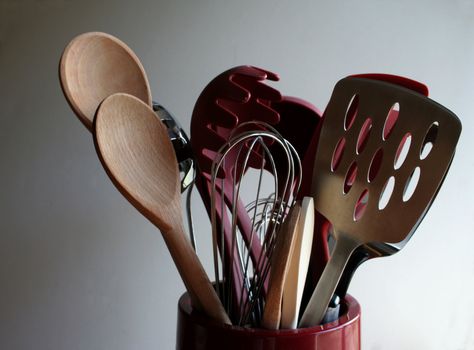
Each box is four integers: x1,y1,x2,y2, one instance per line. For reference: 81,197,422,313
1,0,473,349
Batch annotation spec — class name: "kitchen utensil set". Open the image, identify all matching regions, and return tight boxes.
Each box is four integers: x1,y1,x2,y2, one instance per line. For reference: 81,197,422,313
59,31,461,330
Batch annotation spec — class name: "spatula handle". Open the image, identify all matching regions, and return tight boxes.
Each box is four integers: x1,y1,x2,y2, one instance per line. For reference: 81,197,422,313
299,234,359,327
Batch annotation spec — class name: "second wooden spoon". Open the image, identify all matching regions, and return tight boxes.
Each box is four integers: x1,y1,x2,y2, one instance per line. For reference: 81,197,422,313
94,93,230,325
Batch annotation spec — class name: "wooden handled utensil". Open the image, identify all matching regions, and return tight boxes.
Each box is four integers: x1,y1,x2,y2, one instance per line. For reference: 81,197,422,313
94,93,230,325
280,196,315,329
299,76,461,327
261,201,301,329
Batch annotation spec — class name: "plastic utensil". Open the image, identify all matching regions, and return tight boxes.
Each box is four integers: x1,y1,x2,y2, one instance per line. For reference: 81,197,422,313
94,93,230,325
191,66,282,304
300,76,461,327
270,97,323,197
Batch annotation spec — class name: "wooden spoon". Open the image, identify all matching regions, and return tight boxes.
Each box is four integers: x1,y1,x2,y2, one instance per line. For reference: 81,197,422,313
261,201,301,329
59,31,152,131
280,197,315,329
94,92,230,325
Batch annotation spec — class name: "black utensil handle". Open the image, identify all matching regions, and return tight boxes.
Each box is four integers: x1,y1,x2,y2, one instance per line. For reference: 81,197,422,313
335,247,370,299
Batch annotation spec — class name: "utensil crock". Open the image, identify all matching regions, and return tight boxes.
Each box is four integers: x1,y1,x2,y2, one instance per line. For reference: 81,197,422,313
176,292,361,350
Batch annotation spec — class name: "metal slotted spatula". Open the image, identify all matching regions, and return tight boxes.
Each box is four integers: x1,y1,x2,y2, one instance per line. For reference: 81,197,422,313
299,76,461,327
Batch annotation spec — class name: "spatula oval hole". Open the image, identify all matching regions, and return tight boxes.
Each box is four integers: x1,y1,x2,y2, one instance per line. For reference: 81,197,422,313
420,122,439,160
383,103,400,140
354,189,369,221
403,167,421,202
378,176,395,210
356,118,372,154
368,148,383,182
344,161,358,194
394,133,412,170
344,94,359,130
331,137,346,172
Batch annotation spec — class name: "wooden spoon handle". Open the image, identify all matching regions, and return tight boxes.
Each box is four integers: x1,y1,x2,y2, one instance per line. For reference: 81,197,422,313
166,224,231,325
299,234,359,327
261,202,301,329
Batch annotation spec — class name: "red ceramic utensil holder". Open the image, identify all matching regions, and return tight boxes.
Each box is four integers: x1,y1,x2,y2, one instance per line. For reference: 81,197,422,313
176,292,361,350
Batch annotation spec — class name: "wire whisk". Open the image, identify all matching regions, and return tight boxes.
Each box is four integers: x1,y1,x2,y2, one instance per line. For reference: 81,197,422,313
209,122,301,326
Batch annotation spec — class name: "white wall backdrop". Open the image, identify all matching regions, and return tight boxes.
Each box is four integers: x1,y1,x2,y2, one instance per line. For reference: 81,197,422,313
1,0,473,349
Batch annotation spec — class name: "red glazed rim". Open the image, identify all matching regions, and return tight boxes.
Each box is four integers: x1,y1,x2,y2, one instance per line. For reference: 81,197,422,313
178,292,360,336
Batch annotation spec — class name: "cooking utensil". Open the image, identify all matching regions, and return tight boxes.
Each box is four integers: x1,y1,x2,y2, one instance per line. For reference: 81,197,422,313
300,76,461,327
331,74,430,304
201,89,323,327
301,73,431,322
209,122,301,326
269,97,329,323
152,102,197,248
261,201,301,329
153,102,195,192
59,32,195,190
270,97,323,197
59,32,197,248
94,93,230,325
59,31,152,130
280,196,314,329
191,66,282,302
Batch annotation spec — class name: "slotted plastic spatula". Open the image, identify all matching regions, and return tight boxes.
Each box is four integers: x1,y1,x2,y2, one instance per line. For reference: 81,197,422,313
299,76,461,327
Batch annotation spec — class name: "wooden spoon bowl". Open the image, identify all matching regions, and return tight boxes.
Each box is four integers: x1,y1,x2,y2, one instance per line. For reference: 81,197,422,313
59,32,152,130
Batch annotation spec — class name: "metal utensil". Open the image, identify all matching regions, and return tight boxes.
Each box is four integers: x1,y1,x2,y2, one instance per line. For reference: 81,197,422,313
209,122,301,326
318,74,431,321
300,76,461,327
94,93,230,325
